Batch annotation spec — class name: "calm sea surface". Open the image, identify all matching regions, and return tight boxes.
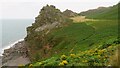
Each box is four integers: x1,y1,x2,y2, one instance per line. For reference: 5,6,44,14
0,19,33,55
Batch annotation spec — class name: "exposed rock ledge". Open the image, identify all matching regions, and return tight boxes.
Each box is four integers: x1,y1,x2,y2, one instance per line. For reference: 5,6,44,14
1,41,30,67
35,21,61,32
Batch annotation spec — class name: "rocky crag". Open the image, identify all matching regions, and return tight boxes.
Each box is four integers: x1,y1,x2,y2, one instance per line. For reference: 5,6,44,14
2,41,30,66
25,5,72,61
1,4,74,66
63,9,78,17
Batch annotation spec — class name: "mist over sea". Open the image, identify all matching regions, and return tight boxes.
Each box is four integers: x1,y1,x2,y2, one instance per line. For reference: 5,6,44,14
0,19,33,55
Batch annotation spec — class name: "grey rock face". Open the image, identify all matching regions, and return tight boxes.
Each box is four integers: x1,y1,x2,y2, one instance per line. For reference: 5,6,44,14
35,22,60,32
2,41,30,66
63,9,78,17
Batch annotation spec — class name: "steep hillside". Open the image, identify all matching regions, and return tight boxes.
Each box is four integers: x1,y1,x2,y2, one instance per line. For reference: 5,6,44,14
79,3,119,19
25,20,119,67
24,4,119,67
25,5,72,61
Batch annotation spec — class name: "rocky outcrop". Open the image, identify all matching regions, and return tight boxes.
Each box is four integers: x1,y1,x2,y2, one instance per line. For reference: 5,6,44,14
25,5,67,40
1,4,73,66
24,5,70,61
35,5,65,26
2,41,30,66
35,21,61,32
63,9,78,17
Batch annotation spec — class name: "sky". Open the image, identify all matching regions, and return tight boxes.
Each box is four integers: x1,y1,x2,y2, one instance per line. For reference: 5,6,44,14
0,0,119,19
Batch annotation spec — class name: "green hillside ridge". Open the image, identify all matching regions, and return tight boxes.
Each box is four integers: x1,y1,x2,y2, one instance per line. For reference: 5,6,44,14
24,20,119,67
23,4,119,67
79,3,119,20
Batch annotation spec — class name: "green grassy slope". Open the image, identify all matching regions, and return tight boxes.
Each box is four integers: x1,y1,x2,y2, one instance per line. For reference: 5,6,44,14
79,3,119,19
23,3,119,67
24,20,118,67
48,20,118,55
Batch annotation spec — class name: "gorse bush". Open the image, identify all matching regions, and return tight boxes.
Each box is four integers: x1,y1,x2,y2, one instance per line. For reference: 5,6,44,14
23,4,119,67
25,43,119,67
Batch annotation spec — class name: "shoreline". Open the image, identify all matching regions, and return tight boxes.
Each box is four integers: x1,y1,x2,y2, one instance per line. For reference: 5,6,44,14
0,39,24,56
1,39,31,66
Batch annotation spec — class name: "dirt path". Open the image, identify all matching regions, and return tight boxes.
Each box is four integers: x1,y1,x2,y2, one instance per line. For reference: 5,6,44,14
70,16,99,23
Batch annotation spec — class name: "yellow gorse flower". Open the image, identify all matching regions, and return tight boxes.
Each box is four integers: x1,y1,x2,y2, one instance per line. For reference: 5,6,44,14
70,54,76,58
59,62,64,66
84,60,88,62
82,60,88,63
98,50,104,54
61,55,67,60
104,55,108,58
108,46,112,49
18,64,24,66
62,60,68,65
59,60,68,66
29,64,33,67
18,64,24,68
39,62,42,65
97,55,101,58
89,49,95,53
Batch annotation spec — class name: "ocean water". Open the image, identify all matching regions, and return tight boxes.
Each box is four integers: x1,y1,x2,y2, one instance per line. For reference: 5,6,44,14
0,19,33,55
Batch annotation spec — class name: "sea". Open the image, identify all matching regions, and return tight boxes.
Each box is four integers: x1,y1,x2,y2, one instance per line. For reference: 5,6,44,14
0,19,34,56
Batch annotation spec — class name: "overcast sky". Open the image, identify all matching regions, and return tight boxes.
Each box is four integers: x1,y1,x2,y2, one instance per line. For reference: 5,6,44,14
0,0,119,19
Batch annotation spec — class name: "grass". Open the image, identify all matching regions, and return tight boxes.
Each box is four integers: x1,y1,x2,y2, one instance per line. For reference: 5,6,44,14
79,3,119,20
24,3,119,66
18,3,119,67
23,19,118,67
25,43,119,67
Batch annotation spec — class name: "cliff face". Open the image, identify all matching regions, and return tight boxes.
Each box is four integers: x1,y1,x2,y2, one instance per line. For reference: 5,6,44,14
25,5,71,61
26,5,66,36
26,5,68,37
35,5,65,26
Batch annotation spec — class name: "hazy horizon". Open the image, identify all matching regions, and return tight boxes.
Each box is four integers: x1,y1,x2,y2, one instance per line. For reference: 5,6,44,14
0,0,119,19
